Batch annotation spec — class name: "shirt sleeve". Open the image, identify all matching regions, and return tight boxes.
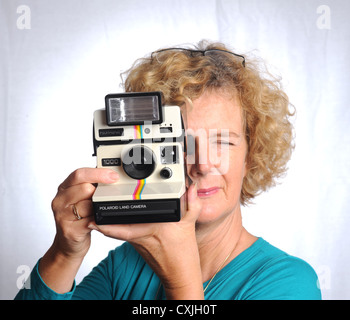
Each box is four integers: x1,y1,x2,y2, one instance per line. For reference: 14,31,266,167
14,260,76,300
240,256,322,300
14,243,134,300
71,251,115,300
14,251,116,300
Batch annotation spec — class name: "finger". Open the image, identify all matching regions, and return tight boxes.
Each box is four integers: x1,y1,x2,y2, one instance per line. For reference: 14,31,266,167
87,221,158,242
52,182,96,218
59,168,119,190
70,200,94,221
60,183,96,207
88,222,135,240
183,183,202,222
74,215,95,234
57,215,95,243
54,199,93,224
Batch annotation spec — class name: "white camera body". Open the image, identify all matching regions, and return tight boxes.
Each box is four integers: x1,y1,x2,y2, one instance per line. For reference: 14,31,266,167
92,92,186,224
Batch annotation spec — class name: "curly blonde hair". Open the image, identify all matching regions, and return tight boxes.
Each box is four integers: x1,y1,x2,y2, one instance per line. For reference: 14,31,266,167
122,40,295,205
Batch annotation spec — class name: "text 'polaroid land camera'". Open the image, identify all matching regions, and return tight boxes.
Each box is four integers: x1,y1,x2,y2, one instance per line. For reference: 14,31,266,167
92,92,186,225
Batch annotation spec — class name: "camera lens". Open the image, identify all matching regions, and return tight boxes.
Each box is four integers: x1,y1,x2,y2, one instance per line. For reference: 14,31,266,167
122,145,156,180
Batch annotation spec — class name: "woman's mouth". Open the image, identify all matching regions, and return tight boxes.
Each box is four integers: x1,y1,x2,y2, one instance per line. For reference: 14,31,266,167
197,187,220,198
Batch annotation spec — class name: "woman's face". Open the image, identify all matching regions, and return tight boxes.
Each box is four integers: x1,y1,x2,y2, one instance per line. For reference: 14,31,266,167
185,90,248,225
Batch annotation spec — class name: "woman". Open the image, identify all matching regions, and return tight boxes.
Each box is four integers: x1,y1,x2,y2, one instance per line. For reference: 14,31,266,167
15,41,321,300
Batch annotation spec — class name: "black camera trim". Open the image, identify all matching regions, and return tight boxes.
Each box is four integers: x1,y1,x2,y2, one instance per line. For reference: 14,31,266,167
94,198,181,224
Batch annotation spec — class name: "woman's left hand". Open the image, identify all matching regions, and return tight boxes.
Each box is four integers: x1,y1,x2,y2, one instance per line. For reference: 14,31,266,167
88,183,204,299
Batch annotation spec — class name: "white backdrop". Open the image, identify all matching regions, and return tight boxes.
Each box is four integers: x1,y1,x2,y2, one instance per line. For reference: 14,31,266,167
1,0,349,300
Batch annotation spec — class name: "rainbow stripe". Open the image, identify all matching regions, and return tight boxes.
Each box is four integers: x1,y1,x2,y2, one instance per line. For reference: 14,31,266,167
134,125,143,139
133,125,145,199
133,179,146,200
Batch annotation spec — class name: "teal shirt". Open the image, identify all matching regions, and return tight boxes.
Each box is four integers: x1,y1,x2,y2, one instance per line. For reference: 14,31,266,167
15,238,321,300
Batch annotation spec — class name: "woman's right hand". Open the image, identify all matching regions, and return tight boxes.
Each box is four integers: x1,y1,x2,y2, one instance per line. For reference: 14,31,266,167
38,168,119,293
50,167,119,259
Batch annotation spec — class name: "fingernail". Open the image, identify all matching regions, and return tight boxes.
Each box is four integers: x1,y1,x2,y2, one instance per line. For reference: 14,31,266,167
108,171,119,181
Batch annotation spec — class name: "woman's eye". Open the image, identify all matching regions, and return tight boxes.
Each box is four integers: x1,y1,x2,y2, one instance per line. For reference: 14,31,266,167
216,140,234,146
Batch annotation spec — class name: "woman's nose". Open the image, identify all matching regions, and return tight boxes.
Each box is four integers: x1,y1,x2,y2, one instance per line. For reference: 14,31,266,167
187,135,213,178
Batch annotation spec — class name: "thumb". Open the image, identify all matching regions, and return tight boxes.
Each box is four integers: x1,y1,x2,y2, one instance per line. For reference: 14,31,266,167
183,183,201,223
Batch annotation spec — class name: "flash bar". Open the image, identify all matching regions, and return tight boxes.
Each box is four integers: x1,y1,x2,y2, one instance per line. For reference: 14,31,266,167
105,92,163,126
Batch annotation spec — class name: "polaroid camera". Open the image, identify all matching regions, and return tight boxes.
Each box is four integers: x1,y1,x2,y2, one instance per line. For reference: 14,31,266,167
92,92,186,224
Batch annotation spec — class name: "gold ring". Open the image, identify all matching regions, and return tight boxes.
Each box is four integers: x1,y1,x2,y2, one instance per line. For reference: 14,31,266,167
72,204,82,220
